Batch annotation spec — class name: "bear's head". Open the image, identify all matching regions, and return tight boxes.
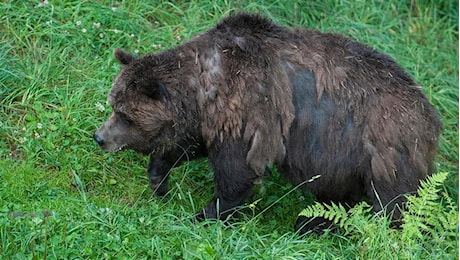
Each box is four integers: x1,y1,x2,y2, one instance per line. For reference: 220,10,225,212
94,49,179,154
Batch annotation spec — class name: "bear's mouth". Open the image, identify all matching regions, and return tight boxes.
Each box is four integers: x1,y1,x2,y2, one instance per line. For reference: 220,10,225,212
115,144,127,152
103,144,127,152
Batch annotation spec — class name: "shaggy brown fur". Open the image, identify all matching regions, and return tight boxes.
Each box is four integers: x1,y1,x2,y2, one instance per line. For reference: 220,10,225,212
94,13,442,234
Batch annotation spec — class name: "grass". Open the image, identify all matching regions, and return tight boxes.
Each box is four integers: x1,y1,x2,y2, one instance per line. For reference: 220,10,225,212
0,0,458,259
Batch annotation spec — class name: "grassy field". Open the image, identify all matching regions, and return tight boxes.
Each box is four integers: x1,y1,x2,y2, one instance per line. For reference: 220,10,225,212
0,0,458,259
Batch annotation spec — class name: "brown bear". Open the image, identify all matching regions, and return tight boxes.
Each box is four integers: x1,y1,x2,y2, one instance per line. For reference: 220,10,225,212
94,13,442,233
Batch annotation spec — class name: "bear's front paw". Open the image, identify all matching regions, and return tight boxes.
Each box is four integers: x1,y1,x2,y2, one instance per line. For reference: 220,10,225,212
148,175,169,196
152,182,169,196
195,199,239,222
195,202,218,222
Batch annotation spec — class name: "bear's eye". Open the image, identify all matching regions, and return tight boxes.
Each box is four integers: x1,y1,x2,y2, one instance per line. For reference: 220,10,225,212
118,113,133,125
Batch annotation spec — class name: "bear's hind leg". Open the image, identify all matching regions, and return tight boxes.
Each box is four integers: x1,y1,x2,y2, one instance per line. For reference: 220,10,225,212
366,148,427,228
293,177,366,235
367,180,412,228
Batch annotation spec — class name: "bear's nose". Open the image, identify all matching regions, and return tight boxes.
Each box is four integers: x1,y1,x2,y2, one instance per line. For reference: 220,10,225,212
93,133,105,147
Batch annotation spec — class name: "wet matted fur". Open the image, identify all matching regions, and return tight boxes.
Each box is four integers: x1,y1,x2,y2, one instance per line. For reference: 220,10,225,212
94,13,442,234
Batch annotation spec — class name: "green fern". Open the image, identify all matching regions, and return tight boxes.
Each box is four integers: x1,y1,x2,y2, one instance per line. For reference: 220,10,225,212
298,202,347,228
401,172,458,244
298,172,458,244
298,200,373,236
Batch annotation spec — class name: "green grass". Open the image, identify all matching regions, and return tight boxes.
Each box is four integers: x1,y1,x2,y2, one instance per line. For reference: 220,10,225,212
0,0,458,259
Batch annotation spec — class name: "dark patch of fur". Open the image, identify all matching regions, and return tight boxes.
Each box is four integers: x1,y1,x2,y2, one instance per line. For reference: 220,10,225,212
94,13,442,234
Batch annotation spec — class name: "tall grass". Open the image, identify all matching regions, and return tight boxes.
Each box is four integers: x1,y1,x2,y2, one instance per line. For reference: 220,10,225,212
0,0,458,259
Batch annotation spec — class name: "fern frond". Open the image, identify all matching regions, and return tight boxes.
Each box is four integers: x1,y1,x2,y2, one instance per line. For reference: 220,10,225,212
298,200,373,234
299,202,346,227
402,172,457,243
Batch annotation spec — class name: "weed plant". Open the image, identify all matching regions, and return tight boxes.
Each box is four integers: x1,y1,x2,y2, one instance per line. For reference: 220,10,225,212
0,0,458,259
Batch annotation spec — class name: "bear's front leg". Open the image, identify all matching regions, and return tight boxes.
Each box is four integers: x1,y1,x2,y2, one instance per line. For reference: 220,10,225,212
148,138,207,196
147,155,172,196
198,140,259,220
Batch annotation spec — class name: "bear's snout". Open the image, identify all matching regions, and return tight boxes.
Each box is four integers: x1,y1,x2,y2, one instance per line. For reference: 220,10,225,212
93,133,105,147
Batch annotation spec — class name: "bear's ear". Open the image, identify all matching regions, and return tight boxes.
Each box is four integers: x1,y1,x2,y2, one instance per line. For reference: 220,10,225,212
114,49,135,65
139,81,170,101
